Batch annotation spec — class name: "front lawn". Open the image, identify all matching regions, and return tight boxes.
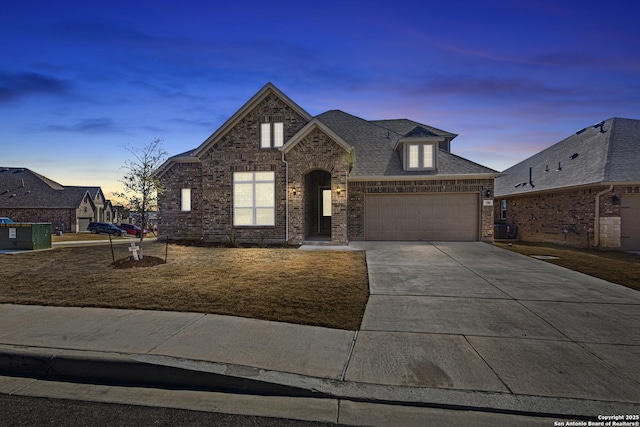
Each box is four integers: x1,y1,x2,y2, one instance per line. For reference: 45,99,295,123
494,241,640,291
0,241,369,330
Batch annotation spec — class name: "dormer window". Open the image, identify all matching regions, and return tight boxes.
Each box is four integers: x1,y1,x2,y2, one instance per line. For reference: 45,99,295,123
260,122,284,148
405,143,435,170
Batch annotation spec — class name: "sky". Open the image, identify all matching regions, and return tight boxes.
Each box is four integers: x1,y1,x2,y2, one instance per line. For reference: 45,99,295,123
1,0,639,200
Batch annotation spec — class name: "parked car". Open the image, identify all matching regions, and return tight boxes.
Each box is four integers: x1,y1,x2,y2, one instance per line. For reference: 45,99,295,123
87,222,125,236
118,223,147,238
0,217,14,224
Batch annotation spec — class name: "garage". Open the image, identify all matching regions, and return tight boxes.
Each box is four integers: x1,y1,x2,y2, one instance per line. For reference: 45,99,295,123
365,193,479,241
621,194,640,251
78,217,92,233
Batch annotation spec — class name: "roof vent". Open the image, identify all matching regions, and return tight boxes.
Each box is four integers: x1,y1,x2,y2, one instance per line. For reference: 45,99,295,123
575,127,587,135
556,162,562,171
544,165,550,172
592,120,605,133
570,153,579,160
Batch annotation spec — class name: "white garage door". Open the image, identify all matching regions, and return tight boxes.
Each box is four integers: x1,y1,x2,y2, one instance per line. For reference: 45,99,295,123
365,193,479,241
621,194,640,251
78,217,92,232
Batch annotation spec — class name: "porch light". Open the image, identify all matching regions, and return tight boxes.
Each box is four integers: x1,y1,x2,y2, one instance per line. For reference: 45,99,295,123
291,186,297,196
336,187,342,195
485,189,491,198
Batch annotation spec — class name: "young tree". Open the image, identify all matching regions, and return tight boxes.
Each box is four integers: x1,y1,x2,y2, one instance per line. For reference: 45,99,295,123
114,138,167,259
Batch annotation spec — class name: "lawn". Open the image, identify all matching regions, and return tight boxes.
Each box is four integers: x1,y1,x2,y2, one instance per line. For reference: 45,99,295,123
494,241,640,291
0,241,369,330
52,233,128,242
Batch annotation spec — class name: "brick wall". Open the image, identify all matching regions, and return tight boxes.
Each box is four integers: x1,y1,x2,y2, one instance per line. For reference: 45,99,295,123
0,208,77,232
495,185,640,248
347,178,495,241
159,92,309,244
158,161,204,240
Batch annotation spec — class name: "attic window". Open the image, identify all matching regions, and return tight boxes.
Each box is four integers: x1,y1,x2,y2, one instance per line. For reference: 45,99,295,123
405,143,435,171
260,122,284,148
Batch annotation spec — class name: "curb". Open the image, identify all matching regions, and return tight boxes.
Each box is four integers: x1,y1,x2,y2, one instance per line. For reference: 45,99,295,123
1,346,638,421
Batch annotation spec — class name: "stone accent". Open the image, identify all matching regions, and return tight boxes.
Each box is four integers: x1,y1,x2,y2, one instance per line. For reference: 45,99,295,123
347,178,495,242
599,217,621,248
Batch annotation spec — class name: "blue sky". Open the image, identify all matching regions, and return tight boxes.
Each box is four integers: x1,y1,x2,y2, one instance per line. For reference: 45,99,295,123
2,0,639,199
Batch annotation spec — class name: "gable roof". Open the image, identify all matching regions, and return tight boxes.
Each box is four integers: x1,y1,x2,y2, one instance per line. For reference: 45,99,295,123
158,84,497,180
193,82,313,158
495,117,640,197
316,110,497,179
281,118,354,154
0,167,95,209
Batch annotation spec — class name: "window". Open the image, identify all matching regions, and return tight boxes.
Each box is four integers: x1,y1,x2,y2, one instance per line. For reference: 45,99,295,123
501,199,507,220
260,122,284,148
260,123,271,148
274,122,284,147
181,188,191,212
406,143,436,170
233,172,275,226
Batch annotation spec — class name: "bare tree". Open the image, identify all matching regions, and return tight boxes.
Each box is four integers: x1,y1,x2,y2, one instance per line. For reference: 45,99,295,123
114,138,167,259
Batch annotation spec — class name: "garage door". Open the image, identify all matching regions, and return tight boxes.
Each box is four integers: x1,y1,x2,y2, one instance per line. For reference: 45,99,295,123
365,193,479,241
621,194,640,250
78,217,92,232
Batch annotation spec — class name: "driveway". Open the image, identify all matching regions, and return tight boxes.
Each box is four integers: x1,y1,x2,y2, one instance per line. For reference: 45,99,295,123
347,241,640,403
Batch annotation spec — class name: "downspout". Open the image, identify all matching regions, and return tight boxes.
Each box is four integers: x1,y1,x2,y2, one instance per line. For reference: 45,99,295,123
281,150,289,243
593,185,613,248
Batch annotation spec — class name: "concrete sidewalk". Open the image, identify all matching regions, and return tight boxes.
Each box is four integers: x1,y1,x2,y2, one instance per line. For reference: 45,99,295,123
0,241,639,424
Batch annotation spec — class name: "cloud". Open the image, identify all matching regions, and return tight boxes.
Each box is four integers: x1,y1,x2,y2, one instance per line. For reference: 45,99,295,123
45,118,126,134
0,71,70,103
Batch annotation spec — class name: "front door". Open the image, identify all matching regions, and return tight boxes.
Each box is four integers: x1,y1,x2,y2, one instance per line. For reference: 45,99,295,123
318,187,331,235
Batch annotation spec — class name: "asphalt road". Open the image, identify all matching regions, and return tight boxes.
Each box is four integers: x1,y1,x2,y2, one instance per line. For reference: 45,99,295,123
0,394,338,427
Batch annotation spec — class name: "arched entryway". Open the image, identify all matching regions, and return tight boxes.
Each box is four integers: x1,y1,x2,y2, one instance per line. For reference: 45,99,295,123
304,170,332,240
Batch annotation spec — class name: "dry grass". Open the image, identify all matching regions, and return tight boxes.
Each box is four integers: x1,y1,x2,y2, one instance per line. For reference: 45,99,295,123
0,241,369,330
495,241,640,291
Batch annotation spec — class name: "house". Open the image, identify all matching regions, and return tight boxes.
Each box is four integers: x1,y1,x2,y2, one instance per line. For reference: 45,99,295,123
156,83,498,244
494,117,640,250
0,167,117,232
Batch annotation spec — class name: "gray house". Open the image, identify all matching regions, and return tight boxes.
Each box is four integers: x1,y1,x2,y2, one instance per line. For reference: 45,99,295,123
156,83,498,244
494,117,640,250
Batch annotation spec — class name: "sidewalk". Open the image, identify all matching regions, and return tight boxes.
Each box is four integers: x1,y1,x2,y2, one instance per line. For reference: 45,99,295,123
1,241,639,424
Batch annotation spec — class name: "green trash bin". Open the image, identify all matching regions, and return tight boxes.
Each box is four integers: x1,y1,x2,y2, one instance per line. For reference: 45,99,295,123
0,223,52,250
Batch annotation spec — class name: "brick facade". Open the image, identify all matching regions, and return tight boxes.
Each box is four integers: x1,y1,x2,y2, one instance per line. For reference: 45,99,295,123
285,127,349,244
495,185,640,248
157,86,497,245
1,208,79,232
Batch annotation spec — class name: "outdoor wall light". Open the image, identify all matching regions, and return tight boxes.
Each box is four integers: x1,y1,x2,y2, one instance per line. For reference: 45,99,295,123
291,186,297,196
485,189,491,198
336,187,342,195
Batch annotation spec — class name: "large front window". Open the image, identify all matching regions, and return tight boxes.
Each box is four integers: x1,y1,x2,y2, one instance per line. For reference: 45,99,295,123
233,172,275,226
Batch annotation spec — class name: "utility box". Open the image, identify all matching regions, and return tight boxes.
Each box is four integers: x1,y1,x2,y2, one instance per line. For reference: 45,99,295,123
0,223,52,250
494,223,509,240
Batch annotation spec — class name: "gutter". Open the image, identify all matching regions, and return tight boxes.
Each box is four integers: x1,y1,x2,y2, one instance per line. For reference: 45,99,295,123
593,185,613,248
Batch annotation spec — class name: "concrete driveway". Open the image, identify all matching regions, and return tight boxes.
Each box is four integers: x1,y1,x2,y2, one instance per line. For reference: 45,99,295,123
347,241,640,403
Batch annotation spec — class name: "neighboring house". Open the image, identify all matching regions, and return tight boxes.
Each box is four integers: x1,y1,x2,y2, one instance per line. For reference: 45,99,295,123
494,117,640,250
0,167,112,232
156,83,498,244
